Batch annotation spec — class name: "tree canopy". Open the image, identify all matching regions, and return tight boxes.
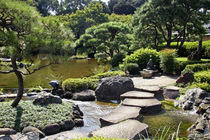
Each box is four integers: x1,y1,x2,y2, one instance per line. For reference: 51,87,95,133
76,22,132,60
132,0,209,49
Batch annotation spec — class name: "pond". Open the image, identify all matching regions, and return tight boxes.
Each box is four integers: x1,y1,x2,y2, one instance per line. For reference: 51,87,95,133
0,56,110,88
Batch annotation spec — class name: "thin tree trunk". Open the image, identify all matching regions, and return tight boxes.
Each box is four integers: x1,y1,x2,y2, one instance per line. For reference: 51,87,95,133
11,55,24,107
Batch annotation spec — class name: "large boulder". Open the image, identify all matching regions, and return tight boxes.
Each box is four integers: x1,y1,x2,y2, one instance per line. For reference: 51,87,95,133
95,76,134,101
33,94,62,105
72,90,95,101
175,88,210,110
176,72,194,85
0,128,16,135
43,123,61,135
22,126,45,138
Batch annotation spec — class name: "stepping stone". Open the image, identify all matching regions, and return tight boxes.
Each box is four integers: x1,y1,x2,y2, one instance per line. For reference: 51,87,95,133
90,120,148,139
122,98,162,114
120,91,154,100
100,105,141,127
163,86,180,99
136,86,164,100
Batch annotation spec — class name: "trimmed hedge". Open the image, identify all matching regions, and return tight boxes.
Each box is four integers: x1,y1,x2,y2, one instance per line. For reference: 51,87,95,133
194,70,210,84
159,40,210,58
62,78,99,92
0,101,73,131
124,48,160,70
183,63,210,73
89,71,126,79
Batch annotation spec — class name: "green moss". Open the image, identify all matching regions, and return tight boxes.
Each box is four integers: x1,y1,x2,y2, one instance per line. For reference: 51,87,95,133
0,101,73,131
62,78,99,92
89,71,126,79
161,100,179,110
73,137,126,140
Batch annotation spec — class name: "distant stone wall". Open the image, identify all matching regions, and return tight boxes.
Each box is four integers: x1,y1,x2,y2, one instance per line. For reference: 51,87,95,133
203,35,210,41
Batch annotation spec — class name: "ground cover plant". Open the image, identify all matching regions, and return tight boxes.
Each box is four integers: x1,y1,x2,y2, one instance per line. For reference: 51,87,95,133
0,101,73,131
89,71,126,79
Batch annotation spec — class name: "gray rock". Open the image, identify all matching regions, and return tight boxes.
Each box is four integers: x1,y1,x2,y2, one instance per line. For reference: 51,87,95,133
90,120,148,139
74,119,84,127
122,98,162,114
43,124,61,135
33,94,62,105
0,128,16,135
163,86,180,99
72,90,95,101
22,126,45,138
95,76,134,101
0,132,39,140
60,120,75,131
176,72,194,85
120,91,154,100
195,120,206,133
100,105,141,127
175,88,210,110
61,91,73,99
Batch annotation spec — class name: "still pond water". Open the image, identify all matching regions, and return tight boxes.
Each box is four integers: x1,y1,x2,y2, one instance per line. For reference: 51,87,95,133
0,57,110,88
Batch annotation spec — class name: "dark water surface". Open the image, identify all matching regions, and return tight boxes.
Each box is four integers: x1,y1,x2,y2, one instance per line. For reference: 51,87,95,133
0,57,110,88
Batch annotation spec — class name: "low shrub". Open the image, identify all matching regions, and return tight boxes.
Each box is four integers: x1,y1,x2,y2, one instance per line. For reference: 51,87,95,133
160,49,177,74
125,63,139,75
62,78,99,92
0,101,73,131
194,70,210,84
110,53,126,67
124,48,160,70
184,63,210,73
90,71,126,79
159,40,210,58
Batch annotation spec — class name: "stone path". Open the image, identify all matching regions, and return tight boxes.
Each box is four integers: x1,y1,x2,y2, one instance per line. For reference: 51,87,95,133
42,76,176,139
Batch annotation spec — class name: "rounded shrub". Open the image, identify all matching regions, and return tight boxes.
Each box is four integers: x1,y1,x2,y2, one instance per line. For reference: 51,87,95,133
124,48,160,70
125,63,139,75
110,53,126,67
160,49,177,74
62,78,99,92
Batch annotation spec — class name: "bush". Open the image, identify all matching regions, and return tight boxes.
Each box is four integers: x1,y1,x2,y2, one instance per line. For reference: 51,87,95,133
194,70,210,84
125,63,139,75
184,63,210,73
62,78,99,92
89,71,126,79
175,60,210,74
124,48,160,70
110,53,126,67
159,40,210,58
0,101,73,131
160,49,177,74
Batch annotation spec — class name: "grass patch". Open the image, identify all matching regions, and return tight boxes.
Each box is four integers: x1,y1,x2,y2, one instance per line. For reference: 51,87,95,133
89,71,126,79
176,57,210,62
161,100,179,110
0,101,73,131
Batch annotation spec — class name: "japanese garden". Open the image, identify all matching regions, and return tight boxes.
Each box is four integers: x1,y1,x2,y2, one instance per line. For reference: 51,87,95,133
0,0,209,139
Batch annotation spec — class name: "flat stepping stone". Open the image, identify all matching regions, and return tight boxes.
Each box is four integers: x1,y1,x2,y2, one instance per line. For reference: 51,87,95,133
163,86,180,99
122,98,162,114
136,86,161,93
100,105,141,127
90,119,148,139
120,91,154,100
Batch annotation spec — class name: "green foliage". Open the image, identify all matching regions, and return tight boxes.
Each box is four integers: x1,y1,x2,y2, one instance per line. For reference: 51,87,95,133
90,71,126,79
184,63,210,73
108,13,132,24
108,0,146,15
160,49,177,74
73,137,126,140
60,2,108,38
76,22,132,59
125,63,139,75
194,70,210,84
62,78,99,92
110,53,126,67
132,0,208,50
0,101,73,131
124,48,160,70
159,41,210,58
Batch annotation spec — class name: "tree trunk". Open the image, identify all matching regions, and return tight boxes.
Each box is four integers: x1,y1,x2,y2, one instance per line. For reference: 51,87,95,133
11,55,24,107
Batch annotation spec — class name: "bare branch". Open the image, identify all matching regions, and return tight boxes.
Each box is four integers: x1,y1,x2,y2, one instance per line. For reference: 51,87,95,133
22,63,52,75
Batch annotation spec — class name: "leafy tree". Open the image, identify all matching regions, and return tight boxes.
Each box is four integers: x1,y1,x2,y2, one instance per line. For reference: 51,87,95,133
108,13,132,24
0,0,74,107
132,0,209,50
108,0,146,15
60,1,108,39
76,22,132,60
